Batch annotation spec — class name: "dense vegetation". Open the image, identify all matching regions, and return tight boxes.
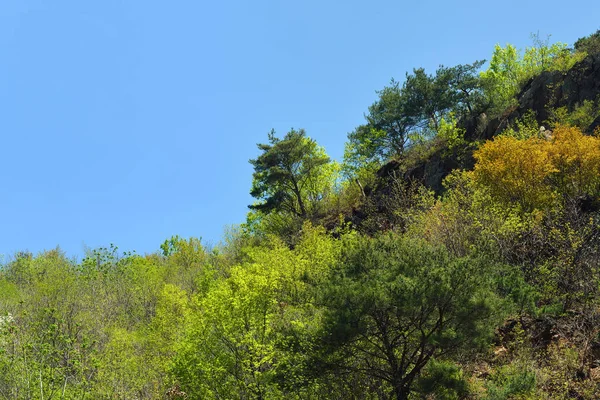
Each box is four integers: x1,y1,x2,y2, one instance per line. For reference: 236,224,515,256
2,30,600,399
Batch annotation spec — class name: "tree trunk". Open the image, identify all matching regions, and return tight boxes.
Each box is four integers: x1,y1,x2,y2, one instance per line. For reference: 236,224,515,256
291,178,307,218
393,384,410,400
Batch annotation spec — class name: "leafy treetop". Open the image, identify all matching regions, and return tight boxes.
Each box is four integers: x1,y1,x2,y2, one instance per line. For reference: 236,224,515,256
249,129,332,219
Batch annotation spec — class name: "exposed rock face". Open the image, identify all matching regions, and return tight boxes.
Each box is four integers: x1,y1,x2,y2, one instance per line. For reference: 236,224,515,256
372,53,600,198
466,52,600,140
590,115,600,133
519,52,600,120
514,69,565,124
400,148,465,194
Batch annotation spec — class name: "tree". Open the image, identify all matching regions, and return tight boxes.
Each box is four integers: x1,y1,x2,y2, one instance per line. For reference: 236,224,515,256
480,37,581,116
401,64,483,131
473,135,557,211
317,234,501,400
468,126,600,308
479,44,522,115
345,61,484,168
171,225,342,399
249,129,333,219
473,125,600,212
441,61,486,115
171,261,282,399
574,29,600,55
0,250,101,399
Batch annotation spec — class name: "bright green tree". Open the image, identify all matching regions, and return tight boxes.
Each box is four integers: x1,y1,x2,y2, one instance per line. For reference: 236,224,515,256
170,224,342,399
480,36,582,116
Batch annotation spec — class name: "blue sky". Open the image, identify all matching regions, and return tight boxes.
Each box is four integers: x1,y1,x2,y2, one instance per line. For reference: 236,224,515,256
1,0,598,258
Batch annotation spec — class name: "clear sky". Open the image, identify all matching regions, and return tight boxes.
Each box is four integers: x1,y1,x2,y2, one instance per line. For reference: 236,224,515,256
1,0,598,258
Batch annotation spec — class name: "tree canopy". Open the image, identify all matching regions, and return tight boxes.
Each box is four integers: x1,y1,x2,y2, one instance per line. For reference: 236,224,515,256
345,61,484,167
249,129,333,219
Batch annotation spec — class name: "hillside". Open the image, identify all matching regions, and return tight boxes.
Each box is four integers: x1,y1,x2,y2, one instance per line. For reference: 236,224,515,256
2,30,600,399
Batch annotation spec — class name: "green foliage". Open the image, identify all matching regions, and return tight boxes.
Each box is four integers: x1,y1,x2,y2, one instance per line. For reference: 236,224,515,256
415,359,470,400
338,160,379,211
170,224,341,399
485,363,536,400
318,234,503,399
437,112,467,151
0,279,20,308
359,175,435,235
245,208,307,245
160,235,186,256
480,43,522,114
574,29,600,55
548,96,600,132
249,129,334,219
522,33,573,75
247,129,341,243
416,170,536,261
481,35,583,116
172,264,282,398
160,236,215,294
0,251,101,399
345,61,484,168
94,328,149,398
344,124,392,169
499,110,541,140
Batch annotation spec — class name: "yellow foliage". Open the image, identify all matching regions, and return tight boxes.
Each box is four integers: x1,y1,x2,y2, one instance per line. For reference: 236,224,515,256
548,125,600,199
473,125,600,211
473,136,557,210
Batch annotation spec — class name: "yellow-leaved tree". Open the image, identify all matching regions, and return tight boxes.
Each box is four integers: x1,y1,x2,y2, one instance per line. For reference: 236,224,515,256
473,125,600,212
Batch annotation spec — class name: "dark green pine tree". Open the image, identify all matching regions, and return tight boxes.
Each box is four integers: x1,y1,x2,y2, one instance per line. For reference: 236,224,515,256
249,128,331,219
